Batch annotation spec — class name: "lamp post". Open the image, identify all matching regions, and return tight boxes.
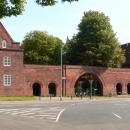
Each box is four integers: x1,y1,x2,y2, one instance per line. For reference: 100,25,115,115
89,80,93,99
60,44,63,101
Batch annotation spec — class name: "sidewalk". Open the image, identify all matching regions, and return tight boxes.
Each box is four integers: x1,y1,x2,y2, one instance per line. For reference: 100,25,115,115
0,96,89,104
0,96,130,104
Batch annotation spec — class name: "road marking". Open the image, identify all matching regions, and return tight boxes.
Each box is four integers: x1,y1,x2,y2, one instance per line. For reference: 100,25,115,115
11,111,31,115
56,109,65,122
34,114,56,117
0,107,64,122
0,109,19,114
22,112,35,116
112,112,122,119
0,109,18,112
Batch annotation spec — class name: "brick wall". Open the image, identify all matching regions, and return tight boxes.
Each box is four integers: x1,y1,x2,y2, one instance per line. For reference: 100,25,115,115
64,66,130,96
24,65,61,96
24,65,130,96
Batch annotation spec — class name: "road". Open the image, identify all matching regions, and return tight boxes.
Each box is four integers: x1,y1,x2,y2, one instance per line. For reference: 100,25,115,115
0,99,130,130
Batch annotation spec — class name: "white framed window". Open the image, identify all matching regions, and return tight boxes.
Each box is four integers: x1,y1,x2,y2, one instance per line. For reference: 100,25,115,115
3,75,12,86
3,56,11,66
2,40,7,48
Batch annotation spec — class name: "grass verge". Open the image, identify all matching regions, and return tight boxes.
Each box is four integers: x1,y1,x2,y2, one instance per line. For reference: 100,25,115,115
0,96,35,101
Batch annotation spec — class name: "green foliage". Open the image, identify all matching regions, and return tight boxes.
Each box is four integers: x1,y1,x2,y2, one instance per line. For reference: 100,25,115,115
22,31,63,65
64,36,82,64
0,0,78,18
0,0,25,18
36,0,78,6
64,11,125,68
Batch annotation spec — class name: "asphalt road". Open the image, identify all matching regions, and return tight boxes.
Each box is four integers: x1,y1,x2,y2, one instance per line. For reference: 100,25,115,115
0,99,130,130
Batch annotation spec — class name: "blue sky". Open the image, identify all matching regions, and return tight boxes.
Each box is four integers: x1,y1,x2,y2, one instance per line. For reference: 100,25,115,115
1,0,130,44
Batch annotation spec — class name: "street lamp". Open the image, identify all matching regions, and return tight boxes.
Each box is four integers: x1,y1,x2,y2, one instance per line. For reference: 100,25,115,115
89,79,93,99
60,44,64,101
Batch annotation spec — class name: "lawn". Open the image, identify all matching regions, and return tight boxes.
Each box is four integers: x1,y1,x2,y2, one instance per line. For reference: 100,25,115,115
0,96,35,101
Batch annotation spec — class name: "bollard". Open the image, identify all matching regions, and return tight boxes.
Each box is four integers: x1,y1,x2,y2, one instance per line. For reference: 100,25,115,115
50,94,52,100
71,95,73,100
60,96,62,101
80,94,83,100
39,95,41,101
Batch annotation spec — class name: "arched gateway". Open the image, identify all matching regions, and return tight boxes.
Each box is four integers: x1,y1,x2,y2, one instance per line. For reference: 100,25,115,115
116,83,122,95
32,83,41,96
48,83,57,97
74,73,103,96
127,83,130,94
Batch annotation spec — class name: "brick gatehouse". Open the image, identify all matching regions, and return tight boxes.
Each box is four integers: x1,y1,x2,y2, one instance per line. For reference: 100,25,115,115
0,22,130,97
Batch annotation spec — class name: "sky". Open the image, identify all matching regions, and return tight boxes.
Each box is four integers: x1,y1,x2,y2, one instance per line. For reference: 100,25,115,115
1,0,130,44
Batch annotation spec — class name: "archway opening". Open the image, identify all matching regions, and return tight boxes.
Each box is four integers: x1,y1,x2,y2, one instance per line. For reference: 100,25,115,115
74,73,103,96
127,83,130,94
32,83,41,96
48,83,56,97
116,83,122,95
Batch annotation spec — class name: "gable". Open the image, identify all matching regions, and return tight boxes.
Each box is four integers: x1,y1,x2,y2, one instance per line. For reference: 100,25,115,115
0,22,14,48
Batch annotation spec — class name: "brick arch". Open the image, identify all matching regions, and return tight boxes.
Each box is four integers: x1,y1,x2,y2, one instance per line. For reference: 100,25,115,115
46,81,58,96
71,72,104,96
71,72,104,90
126,82,130,85
46,81,58,88
32,81,42,96
127,83,130,94
48,82,57,97
115,82,123,95
30,80,43,88
114,81,123,87
114,81,123,91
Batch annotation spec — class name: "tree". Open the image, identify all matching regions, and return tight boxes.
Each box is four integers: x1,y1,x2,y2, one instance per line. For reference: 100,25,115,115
64,11,125,68
22,31,63,65
0,0,78,18
0,0,25,18
63,36,82,64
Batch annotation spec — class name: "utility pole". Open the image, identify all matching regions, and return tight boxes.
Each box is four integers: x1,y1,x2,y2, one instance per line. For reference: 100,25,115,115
89,80,93,100
60,45,63,101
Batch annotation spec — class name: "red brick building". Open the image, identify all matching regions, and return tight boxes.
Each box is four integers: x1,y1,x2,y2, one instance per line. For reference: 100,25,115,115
0,22,130,97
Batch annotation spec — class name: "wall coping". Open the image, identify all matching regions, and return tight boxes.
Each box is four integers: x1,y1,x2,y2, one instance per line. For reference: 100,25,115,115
24,64,130,72
24,64,60,69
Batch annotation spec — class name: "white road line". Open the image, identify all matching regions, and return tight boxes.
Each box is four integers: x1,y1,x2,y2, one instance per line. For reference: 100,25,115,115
29,108,42,111
112,112,122,119
37,113,57,115
10,109,44,115
11,111,32,115
34,114,56,117
22,112,35,116
46,117,56,120
1,109,19,114
0,109,18,112
0,107,65,121
56,109,65,122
